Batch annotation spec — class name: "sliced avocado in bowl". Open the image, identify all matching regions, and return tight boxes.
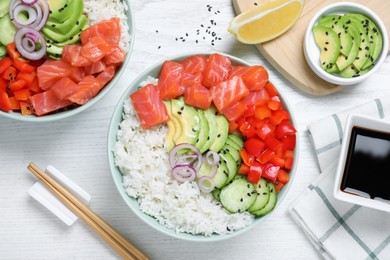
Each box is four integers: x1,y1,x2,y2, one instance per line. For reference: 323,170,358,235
45,0,84,34
47,0,77,23
43,14,88,43
312,25,341,72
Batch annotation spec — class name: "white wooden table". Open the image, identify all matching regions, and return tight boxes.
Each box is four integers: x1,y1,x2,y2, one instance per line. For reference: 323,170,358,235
1,0,390,259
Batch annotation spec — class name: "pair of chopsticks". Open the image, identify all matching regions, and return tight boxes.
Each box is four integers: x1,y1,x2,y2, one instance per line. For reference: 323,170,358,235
27,162,149,260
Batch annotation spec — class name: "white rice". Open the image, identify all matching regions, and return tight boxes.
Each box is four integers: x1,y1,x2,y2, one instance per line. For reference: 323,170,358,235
83,0,131,51
113,91,254,236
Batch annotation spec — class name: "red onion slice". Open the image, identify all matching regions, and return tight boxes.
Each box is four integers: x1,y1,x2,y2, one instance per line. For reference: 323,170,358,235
172,164,196,183
14,27,46,60
169,143,202,171
13,5,37,27
21,0,38,5
197,176,215,193
9,0,49,31
205,150,220,166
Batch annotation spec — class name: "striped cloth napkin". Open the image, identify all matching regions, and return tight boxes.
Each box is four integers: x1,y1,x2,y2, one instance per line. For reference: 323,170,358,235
289,96,390,260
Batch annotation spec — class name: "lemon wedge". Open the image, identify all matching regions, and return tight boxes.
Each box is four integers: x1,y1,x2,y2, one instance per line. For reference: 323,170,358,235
229,0,304,44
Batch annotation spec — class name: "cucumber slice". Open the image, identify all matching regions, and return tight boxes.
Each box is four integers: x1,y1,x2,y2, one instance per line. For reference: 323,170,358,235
228,133,244,148
212,159,229,189
0,0,11,18
248,178,270,212
0,15,17,46
220,178,257,213
219,152,237,184
212,188,221,202
251,181,277,216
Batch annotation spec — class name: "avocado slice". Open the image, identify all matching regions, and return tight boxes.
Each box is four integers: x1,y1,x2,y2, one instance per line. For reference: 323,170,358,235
47,0,79,24
346,14,383,70
335,17,361,71
312,25,341,73
45,0,84,34
0,0,10,18
342,16,370,71
320,16,353,60
163,101,177,152
42,14,88,43
209,108,229,152
228,133,244,148
200,108,218,153
170,98,200,146
194,109,210,151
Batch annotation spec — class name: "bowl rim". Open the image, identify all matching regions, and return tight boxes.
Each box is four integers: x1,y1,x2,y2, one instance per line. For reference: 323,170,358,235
107,51,300,242
303,2,389,85
0,0,135,122
334,114,390,212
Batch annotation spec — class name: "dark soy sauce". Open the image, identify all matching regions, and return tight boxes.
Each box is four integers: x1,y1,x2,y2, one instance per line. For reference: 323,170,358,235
341,126,390,201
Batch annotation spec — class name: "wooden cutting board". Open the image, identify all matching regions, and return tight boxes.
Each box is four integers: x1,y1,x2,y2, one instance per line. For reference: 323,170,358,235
233,0,390,95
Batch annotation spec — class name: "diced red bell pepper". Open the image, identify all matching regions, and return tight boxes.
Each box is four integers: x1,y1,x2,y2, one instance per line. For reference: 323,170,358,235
0,90,12,112
238,163,250,175
239,120,256,138
281,135,296,150
264,136,283,151
247,162,263,184
17,72,36,86
285,157,294,171
270,156,285,168
240,148,255,166
255,120,275,140
228,120,238,134
277,169,290,184
6,42,20,60
244,137,265,157
19,101,33,115
2,66,17,81
254,105,271,120
9,96,20,110
263,163,280,182
268,95,282,111
275,120,296,139
0,57,13,74
8,79,27,92
13,88,30,101
264,81,278,97
13,58,35,73
275,181,285,193
256,148,275,164
270,109,290,125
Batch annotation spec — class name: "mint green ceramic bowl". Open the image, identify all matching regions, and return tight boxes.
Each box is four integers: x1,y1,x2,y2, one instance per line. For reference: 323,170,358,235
0,0,134,122
107,52,299,241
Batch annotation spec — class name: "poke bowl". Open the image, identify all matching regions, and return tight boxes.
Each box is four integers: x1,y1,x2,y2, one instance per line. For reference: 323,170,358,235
108,52,299,241
0,0,134,122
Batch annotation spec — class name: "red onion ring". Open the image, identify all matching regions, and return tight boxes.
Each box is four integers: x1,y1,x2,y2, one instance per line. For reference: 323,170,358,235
21,0,38,5
169,143,202,172
13,5,36,26
197,176,215,193
9,0,49,31
205,150,220,166
172,164,196,183
14,27,46,60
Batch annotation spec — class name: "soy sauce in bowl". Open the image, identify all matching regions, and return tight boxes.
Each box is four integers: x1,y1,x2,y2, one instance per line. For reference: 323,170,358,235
341,126,390,201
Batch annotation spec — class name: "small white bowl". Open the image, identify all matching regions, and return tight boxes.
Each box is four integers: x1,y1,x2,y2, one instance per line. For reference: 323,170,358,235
304,2,388,85
334,114,390,212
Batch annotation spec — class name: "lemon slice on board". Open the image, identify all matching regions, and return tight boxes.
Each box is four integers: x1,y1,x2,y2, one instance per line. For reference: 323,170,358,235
229,0,304,44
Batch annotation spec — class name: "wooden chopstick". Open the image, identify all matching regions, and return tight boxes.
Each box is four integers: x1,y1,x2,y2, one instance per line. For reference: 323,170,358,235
27,162,149,260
